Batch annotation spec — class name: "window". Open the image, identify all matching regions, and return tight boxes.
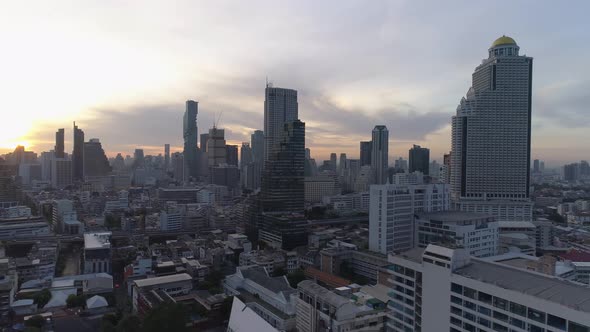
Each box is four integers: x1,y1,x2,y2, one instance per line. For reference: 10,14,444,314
478,317,491,328
569,322,590,332
492,322,508,332
451,283,462,294
527,308,546,324
547,314,566,330
478,291,492,304
463,287,476,299
478,306,491,316
509,302,526,317
451,296,462,305
529,324,544,332
509,317,525,329
464,300,476,311
493,311,508,322
493,297,508,310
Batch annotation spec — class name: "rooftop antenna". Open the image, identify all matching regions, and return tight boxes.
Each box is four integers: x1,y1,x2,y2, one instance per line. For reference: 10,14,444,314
215,111,223,129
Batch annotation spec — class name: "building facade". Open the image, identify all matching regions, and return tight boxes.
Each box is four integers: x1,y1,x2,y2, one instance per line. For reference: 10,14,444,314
371,126,388,185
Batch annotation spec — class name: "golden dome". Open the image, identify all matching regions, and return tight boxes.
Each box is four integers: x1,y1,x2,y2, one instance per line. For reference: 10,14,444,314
491,35,516,47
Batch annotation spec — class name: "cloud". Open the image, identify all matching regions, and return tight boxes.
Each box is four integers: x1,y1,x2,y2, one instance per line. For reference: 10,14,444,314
534,80,590,127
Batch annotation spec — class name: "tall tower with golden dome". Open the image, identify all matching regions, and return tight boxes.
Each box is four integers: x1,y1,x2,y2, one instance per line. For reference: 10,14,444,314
450,36,533,221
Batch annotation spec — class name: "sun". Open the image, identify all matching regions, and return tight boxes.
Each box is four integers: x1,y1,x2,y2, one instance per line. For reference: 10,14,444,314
0,119,33,152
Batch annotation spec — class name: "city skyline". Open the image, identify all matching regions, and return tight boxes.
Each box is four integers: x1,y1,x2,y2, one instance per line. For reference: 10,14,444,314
2,2,590,166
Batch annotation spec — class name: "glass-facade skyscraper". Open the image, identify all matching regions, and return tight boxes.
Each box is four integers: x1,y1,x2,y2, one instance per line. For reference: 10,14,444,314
409,144,430,175
72,122,85,181
371,125,389,184
451,36,533,221
263,85,298,161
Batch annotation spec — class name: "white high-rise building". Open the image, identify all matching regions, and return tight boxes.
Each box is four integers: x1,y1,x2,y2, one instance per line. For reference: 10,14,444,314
263,85,298,161
451,36,533,222
383,245,590,332
369,183,450,254
371,125,389,184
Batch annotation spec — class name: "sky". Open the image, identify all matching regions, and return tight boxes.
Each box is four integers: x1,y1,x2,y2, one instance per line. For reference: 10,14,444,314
1,1,589,167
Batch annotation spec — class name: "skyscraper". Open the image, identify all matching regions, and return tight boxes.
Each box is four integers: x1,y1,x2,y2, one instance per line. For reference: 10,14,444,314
183,100,199,178
329,153,337,172
409,144,430,175
240,143,252,167
338,153,347,175
251,130,264,163
207,127,226,167
72,122,84,181
263,85,298,161
55,128,65,158
451,36,533,221
200,133,209,152
83,139,111,177
133,149,145,169
371,125,389,184
360,141,372,167
226,145,238,166
533,159,540,173
164,144,170,171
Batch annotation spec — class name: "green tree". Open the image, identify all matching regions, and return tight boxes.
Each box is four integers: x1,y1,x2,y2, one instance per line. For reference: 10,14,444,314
287,268,306,288
33,289,51,307
66,294,86,308
142,303,189,332
25,315,45,328
115,314,141,332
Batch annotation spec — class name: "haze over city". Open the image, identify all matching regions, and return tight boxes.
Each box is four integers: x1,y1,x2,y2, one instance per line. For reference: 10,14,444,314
2,1,590,166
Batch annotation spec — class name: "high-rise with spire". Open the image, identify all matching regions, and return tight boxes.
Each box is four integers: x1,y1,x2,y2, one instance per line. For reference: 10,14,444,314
450,36,533,221
183,100,199,179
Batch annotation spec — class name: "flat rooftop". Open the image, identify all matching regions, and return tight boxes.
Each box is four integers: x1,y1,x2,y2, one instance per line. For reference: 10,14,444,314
84,232,112,249
417,211,493,222
456,259,590,313
134,273,192,288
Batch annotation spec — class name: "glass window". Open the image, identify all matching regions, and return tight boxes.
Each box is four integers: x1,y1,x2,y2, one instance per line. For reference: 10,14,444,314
492,322,508,332
478,291,492,304
463,311,475,322
569,322,590,332
493,297,508,310
463,287,476,299
478,317,491,328
464,300,476,311
450,306,462,316
404,268,415,278
528,308,546,323
509,317,525,329
478,306,491,316
509,302,526,317
451,283,462,294
529,324,545,332
493,311,509,322
450,317,461,327
547,314,566,330
451,296,462,305
463,322,475,332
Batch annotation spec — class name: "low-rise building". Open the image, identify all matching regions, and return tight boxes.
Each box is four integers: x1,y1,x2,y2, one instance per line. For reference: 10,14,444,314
296,280,386,332
83,232,112,274
132,273,192,313
415,211,498,257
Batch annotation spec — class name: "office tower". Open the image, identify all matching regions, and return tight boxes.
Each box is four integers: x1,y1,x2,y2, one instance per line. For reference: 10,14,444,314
200,133,209,152
451,36,533,221
207,127,226,166
83,139,111,177
443,152,452,184
580,160,590,177
384,244,590,332
371,125,389,184
133,149,144,169
164,144,170,171
263,84,298,161
55,128,65,158
338,153,347,175
40,152,53,181
360,141,372,167
564,163,580,182
540,160,545,172
251,130,264,162
72,122,84,181
171,152,184,181
533,159,540,173
240,143,253,167
394,157,408,172
369,183,449,254
259,120,307,250
51,158,72,189
329,153,337,172
261,120,305,212
226,145,239,166
409,144,430,175
112,153,125,171
183,100,199,178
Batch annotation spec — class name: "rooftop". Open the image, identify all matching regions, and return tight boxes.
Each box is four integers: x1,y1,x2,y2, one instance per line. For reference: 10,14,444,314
491,35,517,47
298,280,350,308
240,266,294,294
417,211,493,222
84,232,112,249
134,273,192,288
455,259,590,313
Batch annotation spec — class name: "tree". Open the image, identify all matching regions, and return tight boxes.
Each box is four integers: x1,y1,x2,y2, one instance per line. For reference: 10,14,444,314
142,303,189,332
25,315,45,328
287,268,306,288
33,289,51,308
66,294,86,308
272,266,286,277
115,314,141,332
